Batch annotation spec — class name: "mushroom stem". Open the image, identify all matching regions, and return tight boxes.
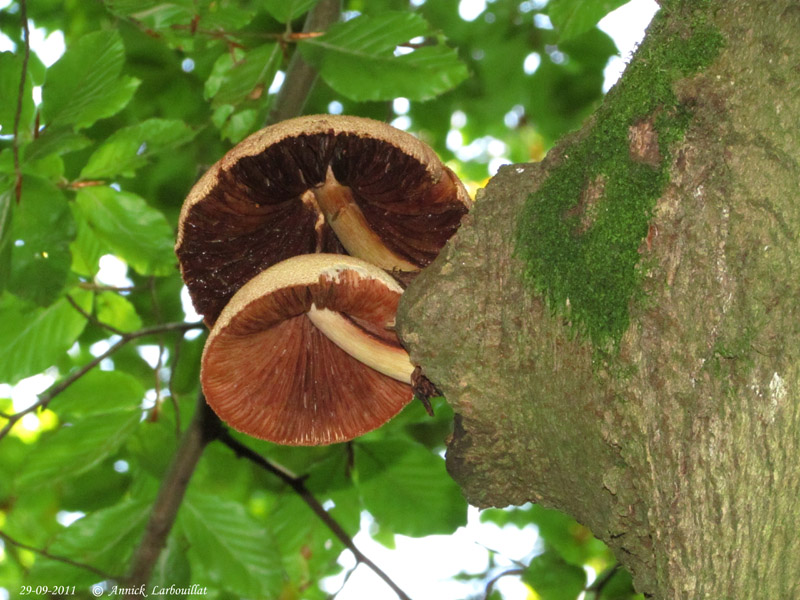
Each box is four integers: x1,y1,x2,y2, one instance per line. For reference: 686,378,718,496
307,305,415,383
313,167,418,272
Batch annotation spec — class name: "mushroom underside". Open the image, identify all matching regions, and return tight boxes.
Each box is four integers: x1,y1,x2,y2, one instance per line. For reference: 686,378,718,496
178,132,468,323
201,272,413,445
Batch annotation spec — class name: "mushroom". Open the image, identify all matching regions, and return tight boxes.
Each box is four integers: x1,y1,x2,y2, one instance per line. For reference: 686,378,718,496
201,253,415,445
176,114,471,325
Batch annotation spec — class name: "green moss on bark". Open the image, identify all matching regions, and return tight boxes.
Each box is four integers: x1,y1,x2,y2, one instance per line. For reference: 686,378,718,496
516,12,723,347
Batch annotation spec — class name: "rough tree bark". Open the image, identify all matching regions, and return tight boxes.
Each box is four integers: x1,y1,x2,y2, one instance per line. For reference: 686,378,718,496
398,1,800,598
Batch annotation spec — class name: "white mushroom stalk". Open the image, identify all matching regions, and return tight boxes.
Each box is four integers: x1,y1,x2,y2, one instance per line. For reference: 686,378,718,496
307,305,414,383
313,167,419,273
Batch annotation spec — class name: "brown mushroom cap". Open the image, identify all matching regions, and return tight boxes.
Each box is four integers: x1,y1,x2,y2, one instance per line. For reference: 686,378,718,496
201,253,414,445
176,114,471,325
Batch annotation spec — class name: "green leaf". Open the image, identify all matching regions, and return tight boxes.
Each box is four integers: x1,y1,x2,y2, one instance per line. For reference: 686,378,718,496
80,118,196,179
221,108,258,143
180,492,284,598
548,0,628,42
0,289,91,385
595,565,639,599
60,459,132,512
211,104,235,130
526,28,615,143
8,176,74,305
55,370,146,418
24,127,92,163
204,44,281,107
0,430,26,501
355,439,467,537
521,550,587,600
104,0,194,26
0,183,12,294
269,447,361,561
41,30,141,129
75,186,175,276
0,51,34,136
261,0,319,23
150,532,192,591
28,499,152,586
69,205,111,277
18,400,141,488
170,333,204,395
299,12,468,102
95,291,143,332
530,504,610,566
211,103,262,142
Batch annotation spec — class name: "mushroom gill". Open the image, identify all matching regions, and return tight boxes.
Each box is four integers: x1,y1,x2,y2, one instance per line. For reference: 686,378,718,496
201,254,413,445
176,114,470,325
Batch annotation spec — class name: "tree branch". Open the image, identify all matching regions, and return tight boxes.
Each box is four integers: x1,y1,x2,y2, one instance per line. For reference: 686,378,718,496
216,429,413,600
267,0,341,124
0,320,201,442
13,0,30,203
124,394,220,595
0,529,115,580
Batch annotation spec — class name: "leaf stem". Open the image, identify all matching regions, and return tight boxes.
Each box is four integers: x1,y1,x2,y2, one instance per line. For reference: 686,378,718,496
13,0,30,203
0,529,115,580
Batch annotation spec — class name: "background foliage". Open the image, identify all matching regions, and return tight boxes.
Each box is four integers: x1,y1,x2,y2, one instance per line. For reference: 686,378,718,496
0,0,644,598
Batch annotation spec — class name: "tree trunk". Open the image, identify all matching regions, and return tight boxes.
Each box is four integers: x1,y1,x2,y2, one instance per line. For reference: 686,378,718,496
398,1,800,598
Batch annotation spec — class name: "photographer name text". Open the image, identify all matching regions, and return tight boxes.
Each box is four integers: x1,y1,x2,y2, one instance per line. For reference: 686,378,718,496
93,584,208,597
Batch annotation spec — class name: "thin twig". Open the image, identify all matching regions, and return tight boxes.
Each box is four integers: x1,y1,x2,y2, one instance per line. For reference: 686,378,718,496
66,179,106,190
77,282,140,292
217,430,413,600
13,0,30,203
267,0,341,124
328,561,359,599
475,542,528,569
0,529,115,580
586,563,621,598
66,293,125,336
483,568,525,600
0,321,201,441
170,23,324,42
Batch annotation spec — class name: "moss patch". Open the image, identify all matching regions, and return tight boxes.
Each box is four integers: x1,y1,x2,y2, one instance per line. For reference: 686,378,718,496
516,11,723,347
